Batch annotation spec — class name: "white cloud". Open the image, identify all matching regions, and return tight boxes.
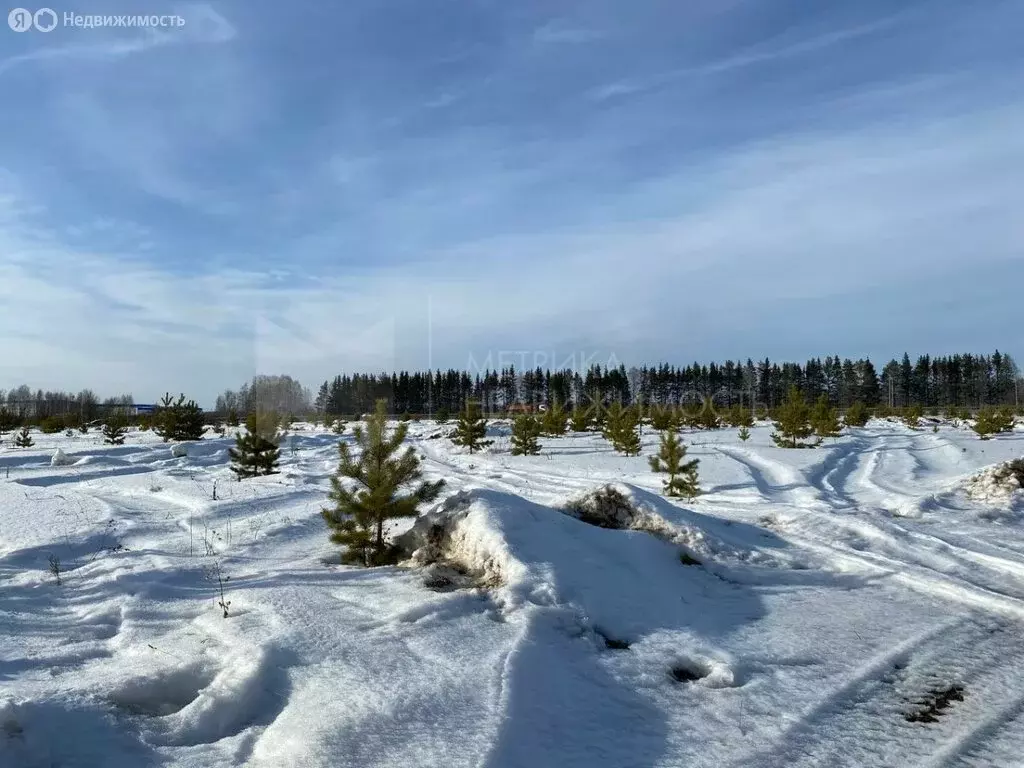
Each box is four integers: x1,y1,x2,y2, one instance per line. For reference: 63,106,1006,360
1,77,1022,404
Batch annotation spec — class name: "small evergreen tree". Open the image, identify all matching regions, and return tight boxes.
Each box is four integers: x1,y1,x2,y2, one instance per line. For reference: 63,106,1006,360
0,408,17,434
973,406,1015,439
725,405,754,428
434,406,450,424
844,401,869,428
811,395,842,439
102,414,129,445
569,407,590,432
541,401,568,436
452,401,492,453
649,430,700,498
510,413,542,455
602,402,641,456
692,397,721,430
155,393,206,442
331,418,347,435
738,425,751,442
229,413,282,479
322,400,445,566
584,390,606,431
771,387,818,448
14,426,34,448
648,405,677,431
40,417,63,434
902,405,923,430
226,408,240,427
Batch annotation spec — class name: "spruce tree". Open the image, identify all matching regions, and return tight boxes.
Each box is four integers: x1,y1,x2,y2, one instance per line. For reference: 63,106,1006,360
102,414,129,445
844,401,869,428
14,426,34,448
771,387,818,448
811,395,842,439
510,413,542,456
541,400,567,436
649,430,700,498
229,413,282,478
738,425,751,442
434,406,450,424
452,401,492,453
603,402,641,456
322,399,444,566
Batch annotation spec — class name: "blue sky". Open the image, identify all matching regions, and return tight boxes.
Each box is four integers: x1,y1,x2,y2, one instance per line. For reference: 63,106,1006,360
1,0,1022,406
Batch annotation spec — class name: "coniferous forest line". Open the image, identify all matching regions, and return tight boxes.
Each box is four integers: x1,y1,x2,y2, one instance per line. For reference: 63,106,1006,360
313,351,1021,417
1,351,1020,425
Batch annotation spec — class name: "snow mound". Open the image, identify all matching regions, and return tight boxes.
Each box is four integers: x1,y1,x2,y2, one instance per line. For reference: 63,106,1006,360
397,490,527,592
170,443,189,458
49,448,74,467
562,483,774,566
963,459,1024,507
397,484,781,617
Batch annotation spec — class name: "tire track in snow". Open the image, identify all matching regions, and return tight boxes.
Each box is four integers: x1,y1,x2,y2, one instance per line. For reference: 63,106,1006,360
749,613,1024,768
716,443,1024,617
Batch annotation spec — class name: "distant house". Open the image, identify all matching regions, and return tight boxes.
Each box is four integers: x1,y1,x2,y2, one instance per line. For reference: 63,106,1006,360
505,403,536,416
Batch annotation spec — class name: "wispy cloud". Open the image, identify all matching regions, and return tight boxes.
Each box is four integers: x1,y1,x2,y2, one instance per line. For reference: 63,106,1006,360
0,0,1021,402
0,3,235,78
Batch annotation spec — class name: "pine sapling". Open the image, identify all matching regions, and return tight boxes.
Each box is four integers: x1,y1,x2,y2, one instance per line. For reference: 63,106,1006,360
649,430,700,499
901,405,923,430
603,402,641,456
14,426,34,448
102,414,130,445
229,412,282,479
541,400,568,436
973,406,1015,439
648,405,679,431
322,399,445,566
452,401,492,453
569,407,590,432
726,405,754,428
771,387,819,448
510,413,542,455
844,401,869,428
811,395,842,439
738,425,751,442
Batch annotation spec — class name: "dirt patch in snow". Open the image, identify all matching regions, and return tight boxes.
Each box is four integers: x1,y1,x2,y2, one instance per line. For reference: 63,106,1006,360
396,491,510,589
904,684,965,724
562,484,707,564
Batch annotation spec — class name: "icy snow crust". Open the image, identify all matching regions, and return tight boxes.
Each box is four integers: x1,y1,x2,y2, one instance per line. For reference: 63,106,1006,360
2,421,1024,767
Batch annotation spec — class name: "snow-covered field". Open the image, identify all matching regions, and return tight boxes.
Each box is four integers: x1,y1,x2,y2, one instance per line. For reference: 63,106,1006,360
2,419,1023,768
